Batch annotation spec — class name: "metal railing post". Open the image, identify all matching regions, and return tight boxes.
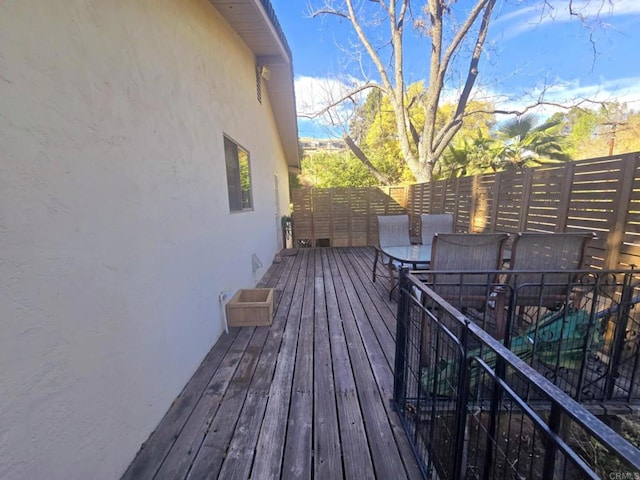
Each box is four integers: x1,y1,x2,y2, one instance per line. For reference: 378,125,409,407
606,270,634,399
453,321,471,480
393,267,410,406
542,401,562,478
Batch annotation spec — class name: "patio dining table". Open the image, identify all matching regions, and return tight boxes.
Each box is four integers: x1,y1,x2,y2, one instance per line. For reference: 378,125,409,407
377,241,512,301
381,244,432,269
375,245,432,299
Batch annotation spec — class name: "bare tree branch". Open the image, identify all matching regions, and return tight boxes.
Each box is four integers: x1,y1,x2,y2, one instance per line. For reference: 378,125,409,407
297,82,381,120
343,134,394,185
465,98,610,118
304,0,619,184
433,0,496,161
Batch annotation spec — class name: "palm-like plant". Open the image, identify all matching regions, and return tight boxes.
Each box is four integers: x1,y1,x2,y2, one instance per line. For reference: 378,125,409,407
493,114,572,169
436,131,497,179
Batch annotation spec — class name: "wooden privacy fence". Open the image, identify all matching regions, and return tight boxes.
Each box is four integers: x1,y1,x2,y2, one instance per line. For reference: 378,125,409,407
291,151,640,270
291,186,408,247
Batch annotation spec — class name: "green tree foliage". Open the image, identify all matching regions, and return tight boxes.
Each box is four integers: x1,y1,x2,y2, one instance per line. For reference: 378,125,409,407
492,114,571,169
434,100,498,179
310,1,613,184
349,89,383,146
310,0,499,184
298,151,378,188
437,112,573,177
357,83,427,183
347,86,496,183
565,103,640,158
437,131,497,179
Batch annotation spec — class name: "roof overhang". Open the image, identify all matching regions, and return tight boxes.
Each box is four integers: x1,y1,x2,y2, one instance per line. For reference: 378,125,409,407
208,0,300,171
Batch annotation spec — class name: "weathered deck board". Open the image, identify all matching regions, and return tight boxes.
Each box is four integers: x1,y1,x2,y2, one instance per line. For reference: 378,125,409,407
313,273,343,480
281,250,315,479
250,251,309,479
120,328,241,480
122,248,424,480
321,248,375,480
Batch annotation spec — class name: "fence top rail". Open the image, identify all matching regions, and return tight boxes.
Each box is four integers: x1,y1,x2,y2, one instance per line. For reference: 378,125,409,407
402,269,640,470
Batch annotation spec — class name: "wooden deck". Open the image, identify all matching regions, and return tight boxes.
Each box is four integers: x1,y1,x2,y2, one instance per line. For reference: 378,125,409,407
121,247,423,480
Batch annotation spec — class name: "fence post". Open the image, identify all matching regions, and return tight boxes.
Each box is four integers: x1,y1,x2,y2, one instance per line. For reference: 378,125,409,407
605,153,637,269
453,177,461,230
557,162,575,232
489,171,502,232
470,176,480,233
519,168,533,232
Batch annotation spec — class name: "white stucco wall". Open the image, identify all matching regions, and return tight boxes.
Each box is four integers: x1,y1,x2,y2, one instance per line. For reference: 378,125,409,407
0,1,292,479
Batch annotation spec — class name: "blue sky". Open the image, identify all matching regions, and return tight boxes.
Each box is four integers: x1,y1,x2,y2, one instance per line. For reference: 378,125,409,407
270,0,640,138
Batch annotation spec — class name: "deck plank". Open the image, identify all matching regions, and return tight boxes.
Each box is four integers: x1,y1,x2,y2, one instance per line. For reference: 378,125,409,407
313,272,344,479
120,328,240,480
185,326,266,479
251,250,311,479
342,248,424,478
213,251,301,479
215,393,268,480
328,249,409,480
121,248,424,480
154,327,255,479
321,248,376,480
333,248,423,479
281,250,315,479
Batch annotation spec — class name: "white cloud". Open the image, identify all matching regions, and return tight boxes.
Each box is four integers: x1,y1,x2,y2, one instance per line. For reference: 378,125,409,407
294,73,640,136
435,75,640,123
494,0,640,40
474,76,640,120
295,75,368,113
294,75,373,126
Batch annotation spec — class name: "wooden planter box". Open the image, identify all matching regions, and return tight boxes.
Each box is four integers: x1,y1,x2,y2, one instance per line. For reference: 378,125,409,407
226,288,274,327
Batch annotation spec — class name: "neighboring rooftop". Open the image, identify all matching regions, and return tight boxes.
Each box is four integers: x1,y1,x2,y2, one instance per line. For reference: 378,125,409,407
300,137,346,153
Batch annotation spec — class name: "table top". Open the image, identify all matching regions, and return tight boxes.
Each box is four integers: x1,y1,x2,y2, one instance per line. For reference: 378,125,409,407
380,244,510,268
381,245,432,264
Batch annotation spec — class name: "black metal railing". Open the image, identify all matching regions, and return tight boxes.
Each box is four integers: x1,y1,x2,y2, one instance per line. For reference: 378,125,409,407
394,269,640,479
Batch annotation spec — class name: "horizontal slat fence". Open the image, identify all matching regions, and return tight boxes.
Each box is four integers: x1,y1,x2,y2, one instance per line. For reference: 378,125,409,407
291,186,408,247
291,152,640,270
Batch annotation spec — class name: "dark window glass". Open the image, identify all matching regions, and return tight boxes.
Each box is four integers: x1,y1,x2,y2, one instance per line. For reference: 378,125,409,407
224,136,253,212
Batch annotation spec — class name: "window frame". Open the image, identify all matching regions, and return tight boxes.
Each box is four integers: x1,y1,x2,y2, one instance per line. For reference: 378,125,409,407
223,135,254,213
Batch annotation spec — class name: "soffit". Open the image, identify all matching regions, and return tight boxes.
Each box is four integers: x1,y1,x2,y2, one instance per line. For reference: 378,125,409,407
208,0,300,170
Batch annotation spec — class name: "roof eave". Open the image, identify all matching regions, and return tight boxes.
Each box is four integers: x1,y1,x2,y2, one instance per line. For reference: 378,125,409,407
208,0,300,170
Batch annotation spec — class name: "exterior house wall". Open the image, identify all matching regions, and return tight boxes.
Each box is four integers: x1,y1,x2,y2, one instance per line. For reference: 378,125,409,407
0,1,291,479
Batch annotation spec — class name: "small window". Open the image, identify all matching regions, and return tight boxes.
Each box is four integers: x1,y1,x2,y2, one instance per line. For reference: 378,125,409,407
224,136,253,212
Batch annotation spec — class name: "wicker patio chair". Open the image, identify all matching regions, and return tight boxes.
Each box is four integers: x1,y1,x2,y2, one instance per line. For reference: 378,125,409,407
372,214,412,292
420,213,454,246
429,233,509,312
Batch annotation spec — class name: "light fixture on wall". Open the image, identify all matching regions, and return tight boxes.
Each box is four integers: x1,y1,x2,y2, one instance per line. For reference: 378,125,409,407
259,65,271,81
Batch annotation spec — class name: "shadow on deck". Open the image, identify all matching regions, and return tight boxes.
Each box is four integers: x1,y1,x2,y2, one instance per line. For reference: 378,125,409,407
122,247,423,480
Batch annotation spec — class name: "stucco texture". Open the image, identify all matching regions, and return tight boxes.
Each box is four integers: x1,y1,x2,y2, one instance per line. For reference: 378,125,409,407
0,1,291,478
